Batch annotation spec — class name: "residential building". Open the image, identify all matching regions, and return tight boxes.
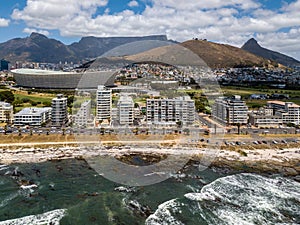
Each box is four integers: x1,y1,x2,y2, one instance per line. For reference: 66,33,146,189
14,107,51,126
117,95,134,125
0,102,13,123
0,59,10,71
96,85,112,122
74,100,92,127
267,101,300,125
249,107,282,127
146,96,195,126
51,94,68,126
212,95,248,125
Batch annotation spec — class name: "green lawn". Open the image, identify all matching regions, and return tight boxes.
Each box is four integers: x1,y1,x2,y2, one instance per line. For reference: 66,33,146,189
14,93,53,102
222,86,300,98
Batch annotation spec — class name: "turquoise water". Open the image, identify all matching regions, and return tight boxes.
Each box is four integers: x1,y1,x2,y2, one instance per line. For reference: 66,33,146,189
0,159,299,225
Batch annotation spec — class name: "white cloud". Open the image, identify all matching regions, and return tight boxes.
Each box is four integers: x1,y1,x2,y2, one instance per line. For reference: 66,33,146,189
10,0,300,60
23,27,50,36
11,0,108,29
128,1,139,7
256,28,300,60
0,18,10,27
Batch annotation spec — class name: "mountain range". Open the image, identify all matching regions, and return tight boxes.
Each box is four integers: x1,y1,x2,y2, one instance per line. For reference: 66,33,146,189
0,33,170,64
0,32,299,68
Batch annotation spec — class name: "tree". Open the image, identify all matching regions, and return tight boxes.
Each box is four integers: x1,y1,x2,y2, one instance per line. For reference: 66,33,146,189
0,90,14,103
4,125,7,135
13,98,23,107
176,121,183,128
4,110,11,124
67,95,75,108
43,101,52,107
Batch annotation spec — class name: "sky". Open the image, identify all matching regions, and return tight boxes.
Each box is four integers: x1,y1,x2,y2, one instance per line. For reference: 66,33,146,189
0,0,300,60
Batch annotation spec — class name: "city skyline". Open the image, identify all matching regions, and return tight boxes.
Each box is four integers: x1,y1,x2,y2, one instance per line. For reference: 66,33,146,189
0,0,300,60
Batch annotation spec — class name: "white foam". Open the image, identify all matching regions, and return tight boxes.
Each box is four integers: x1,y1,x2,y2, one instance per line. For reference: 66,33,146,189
20,184,38,190
184,173,300,225
0,209,67,225
146,199,184,225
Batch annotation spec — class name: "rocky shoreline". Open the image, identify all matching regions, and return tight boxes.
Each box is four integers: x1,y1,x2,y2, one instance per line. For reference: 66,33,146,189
0,144,299,177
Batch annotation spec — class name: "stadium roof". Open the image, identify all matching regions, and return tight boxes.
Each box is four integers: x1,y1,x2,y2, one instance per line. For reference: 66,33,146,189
11,68,77,75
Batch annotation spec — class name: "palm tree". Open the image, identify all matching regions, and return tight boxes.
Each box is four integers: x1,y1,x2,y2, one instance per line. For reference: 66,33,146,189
134,127,139,135
4,125,7,135
237,123,241,135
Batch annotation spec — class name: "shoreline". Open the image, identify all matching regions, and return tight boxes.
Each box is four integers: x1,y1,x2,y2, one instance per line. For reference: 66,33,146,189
0,143,299,177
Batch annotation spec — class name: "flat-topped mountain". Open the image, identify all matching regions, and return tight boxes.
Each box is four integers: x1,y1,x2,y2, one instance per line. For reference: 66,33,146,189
0,33,170,63
242,38,300,67
69,35,169,59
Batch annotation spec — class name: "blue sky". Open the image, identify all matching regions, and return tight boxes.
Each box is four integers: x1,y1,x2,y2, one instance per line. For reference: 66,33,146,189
0,0,300,59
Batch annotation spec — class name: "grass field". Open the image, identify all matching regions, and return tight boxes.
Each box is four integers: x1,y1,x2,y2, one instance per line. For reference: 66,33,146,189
221,86,300,97
14,92,54,102
221,86,300,107
0,89,56,112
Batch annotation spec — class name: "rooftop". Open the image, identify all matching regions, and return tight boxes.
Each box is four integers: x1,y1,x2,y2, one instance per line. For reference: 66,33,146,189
11,68,77,75
268,101,300,108
15,107,52,116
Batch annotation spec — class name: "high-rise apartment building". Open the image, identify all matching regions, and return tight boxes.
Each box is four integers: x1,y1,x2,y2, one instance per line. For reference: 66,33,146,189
51,94,68,126
0,59,10,71
74,100,92,127
96,85,112,122
117,95,134,125
212,95,248,125
146,96,195,126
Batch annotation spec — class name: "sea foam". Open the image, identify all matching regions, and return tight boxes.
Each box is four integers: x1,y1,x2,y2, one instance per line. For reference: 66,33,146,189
0,209,67,225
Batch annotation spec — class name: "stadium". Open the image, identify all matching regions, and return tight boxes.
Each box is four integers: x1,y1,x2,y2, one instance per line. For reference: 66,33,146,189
11,69,116,90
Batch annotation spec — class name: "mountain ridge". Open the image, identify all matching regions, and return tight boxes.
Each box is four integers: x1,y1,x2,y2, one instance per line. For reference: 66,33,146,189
241,38,300,67
0,33,294,69
0,33,171,64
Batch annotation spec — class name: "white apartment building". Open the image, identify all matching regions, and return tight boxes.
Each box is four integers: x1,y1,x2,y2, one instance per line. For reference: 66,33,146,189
74,100,92,127
249,107,282,127
14,107,51,126
268,101,300,125
212,95,248,125
146,96,195,126
51,94,68,126
117,95,134,125
0,101,13,123
96,85,112,122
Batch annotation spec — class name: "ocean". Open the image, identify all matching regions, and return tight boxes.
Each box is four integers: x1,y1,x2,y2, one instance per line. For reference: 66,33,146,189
0,159,299,225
